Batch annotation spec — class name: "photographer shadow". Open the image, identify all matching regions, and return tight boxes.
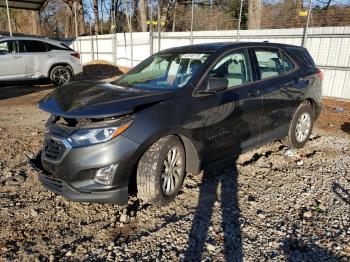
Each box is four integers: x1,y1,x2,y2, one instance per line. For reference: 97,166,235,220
184,159,242,261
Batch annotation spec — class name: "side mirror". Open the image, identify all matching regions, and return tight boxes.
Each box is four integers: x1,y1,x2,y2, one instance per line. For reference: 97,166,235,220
205,77,228,93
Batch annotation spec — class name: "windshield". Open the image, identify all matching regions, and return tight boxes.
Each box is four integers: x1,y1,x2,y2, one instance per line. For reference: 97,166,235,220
112,52,210,90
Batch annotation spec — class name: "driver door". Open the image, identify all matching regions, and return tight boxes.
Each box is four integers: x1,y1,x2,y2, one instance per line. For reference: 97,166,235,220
197,48,263,163
0,40,26,80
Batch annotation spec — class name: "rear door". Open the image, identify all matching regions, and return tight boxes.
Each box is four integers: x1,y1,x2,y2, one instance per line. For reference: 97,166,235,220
197,48,263,162
0,40,26,80
251,47,304,143
21,40,49,77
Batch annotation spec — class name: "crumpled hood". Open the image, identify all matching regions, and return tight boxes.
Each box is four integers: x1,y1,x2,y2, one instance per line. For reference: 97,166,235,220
38,81,175,118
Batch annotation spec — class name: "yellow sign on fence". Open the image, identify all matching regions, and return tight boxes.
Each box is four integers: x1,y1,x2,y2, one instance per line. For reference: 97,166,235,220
147,20,166,26
299,10,308,17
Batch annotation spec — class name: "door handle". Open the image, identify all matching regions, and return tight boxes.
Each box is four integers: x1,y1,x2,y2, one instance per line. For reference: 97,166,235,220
47,54,55,58
247,89,262,97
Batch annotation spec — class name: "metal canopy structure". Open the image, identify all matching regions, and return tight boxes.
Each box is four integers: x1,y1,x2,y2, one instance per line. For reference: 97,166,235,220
0,0,47,11
0,0,48,37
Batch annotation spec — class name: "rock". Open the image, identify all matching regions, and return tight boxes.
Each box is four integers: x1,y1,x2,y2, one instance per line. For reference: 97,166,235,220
30,209,38,217
335,107,344,113
256,209,266,219
297,160,304,166
49,255,55,262
319,203,327,211
65,251,72,257
284,148,297,157
6,175,25,186
206,243,215,251
256,160,272,169
303,211,313,219
119,214,128,223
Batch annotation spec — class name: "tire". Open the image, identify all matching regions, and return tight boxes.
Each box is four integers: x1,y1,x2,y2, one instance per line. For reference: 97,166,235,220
50,66,72,86
137,136,186,206
284,101,314,148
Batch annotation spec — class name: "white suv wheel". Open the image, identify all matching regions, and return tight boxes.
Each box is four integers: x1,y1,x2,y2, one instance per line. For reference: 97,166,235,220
50,66,72,86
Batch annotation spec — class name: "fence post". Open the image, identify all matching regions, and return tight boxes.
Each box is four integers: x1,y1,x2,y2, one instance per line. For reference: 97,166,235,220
237,0,243,41
302,0,313,47
90,23,94,61
96,34,99,60
130,32,134,68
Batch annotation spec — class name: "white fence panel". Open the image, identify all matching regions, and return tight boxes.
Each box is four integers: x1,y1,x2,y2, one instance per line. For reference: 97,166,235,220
70,26,350,100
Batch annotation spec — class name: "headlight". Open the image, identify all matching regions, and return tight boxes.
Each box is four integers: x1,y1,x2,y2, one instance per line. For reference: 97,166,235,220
67,121,132,147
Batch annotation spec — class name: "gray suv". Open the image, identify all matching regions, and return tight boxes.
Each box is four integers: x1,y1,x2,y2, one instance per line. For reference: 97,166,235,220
0,36,83,85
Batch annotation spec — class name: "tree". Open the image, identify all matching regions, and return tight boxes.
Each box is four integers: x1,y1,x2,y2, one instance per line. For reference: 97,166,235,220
248,0,261,29
93,0,100,34
139,0,147,31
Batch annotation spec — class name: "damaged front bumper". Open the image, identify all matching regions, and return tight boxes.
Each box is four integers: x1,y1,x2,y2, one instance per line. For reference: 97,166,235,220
38,128,140,205
38,174,128,204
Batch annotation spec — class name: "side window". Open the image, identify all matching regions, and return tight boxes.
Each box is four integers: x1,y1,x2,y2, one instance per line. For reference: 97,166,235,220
23,40,47,53
47,43,70,51
254,48,295,80
0,41,19,54
208,49,252,89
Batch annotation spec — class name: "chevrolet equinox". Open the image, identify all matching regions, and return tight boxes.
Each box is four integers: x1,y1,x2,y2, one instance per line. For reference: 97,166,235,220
38,42,323,206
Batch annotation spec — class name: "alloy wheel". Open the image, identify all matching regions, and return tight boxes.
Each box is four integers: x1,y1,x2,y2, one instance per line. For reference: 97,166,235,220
161,146,184,195
52,68,70,85
295,112,311,142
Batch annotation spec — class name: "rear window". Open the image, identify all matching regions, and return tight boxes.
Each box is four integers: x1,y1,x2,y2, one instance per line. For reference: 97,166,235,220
60,43,73,51
254,48,295,80
286,47,315,67
47,43,71,51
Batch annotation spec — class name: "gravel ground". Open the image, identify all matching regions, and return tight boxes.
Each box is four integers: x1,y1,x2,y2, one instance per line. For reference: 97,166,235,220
0,73,349,261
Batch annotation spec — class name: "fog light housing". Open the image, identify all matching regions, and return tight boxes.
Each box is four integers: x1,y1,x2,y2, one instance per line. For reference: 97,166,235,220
93,164,118,185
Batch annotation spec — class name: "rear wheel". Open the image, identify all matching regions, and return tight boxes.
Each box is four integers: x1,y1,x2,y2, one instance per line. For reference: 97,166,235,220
285,101,314,148
137,136,186,206
50,66,72,86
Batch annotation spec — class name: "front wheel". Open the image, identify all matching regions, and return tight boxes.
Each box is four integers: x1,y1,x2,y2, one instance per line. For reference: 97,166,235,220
137,136,186,206
285,101,314,148
50,66,72,86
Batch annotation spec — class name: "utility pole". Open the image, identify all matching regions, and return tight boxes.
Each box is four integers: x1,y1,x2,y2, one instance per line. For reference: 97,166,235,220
190,0,194,44
302,0,313,47
5,0,12,37
157,2,161,51
237,0,243,41
150,5,153,55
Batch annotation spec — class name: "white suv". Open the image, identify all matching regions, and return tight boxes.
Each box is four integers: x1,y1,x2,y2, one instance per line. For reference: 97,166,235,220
0,36,83,86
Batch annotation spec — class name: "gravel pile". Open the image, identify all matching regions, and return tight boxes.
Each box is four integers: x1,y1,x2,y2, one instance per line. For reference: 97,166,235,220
0,104,349,261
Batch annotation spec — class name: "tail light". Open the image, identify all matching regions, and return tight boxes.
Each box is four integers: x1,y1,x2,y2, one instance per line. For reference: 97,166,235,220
316,68,323,81
70,52,80,59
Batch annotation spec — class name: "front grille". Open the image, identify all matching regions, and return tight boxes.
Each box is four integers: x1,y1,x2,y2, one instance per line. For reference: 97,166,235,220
40,175,64,193
43,137,67,161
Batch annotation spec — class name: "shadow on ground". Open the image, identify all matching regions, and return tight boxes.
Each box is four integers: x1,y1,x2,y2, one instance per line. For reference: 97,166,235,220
0,80,54,101
282,236,342,261
184,161,243,261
